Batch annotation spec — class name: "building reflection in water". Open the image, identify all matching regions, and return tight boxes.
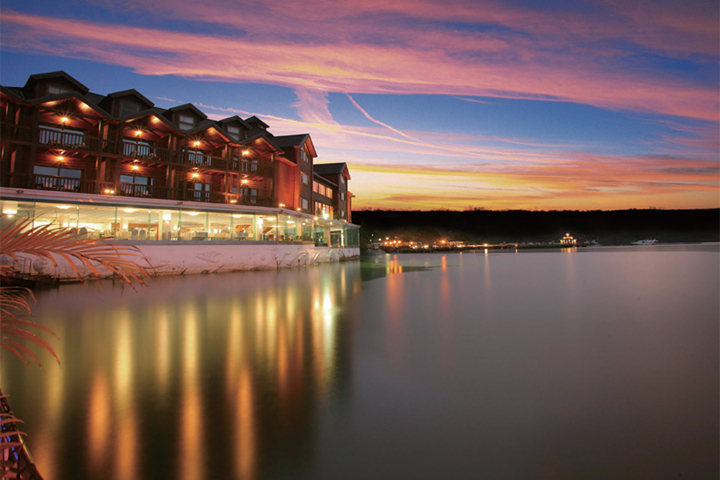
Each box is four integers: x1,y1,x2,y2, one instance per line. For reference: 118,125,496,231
1,261,361,480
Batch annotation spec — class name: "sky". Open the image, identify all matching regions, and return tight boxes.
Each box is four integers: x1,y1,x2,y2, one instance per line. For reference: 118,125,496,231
1,0,718,211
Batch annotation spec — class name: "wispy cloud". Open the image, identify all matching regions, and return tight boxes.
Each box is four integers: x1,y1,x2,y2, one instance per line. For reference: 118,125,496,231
1,3,717,120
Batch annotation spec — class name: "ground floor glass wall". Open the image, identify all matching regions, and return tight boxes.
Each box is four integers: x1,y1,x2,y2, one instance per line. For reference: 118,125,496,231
0,200,359,247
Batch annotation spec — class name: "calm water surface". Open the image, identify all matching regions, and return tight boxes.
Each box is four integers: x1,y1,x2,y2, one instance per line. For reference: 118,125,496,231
3,245,718,479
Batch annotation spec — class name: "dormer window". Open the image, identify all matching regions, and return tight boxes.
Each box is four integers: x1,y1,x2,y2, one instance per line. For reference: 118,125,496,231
120,100,141,117
299,147,309,163
47,84,70,95
179,114,195,131
227,125,240,140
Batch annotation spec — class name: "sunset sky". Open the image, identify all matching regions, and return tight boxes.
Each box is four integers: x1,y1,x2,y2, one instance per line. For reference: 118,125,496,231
1,0,718,210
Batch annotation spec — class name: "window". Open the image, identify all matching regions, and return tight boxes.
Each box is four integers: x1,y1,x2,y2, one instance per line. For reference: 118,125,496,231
179,114,195,131
240,187,258,204
190,182,210,202
341,211,346,218
47,84,70,95
34,166,82,178
340,192,345,201
314,202,333,219
120,175,154,197
325,187,333,198
301,172,309,184
227,125,240,140
299,147,309,163
120,100,141,117
302,198,309,210
340,176,345,184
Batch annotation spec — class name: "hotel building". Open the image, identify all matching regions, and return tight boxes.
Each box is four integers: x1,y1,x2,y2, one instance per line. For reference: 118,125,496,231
0,72,359,276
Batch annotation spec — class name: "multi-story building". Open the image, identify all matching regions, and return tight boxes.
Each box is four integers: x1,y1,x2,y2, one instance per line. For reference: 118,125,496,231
0,71,359,257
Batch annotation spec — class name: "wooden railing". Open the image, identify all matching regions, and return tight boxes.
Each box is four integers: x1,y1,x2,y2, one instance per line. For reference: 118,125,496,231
39,126,110,153
33,174,94,194
122,141,174,163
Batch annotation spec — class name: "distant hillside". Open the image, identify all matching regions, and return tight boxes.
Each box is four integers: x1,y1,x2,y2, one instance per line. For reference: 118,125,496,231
353,209,720,245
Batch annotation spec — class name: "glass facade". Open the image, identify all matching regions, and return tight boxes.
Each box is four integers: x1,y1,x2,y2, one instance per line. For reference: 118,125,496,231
0,199,360,247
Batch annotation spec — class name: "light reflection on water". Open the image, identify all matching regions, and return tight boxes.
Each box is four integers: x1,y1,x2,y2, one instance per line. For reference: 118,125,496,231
2,245,718,479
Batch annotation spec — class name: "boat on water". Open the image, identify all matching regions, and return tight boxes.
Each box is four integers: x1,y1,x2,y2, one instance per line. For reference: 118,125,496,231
631,239,659,245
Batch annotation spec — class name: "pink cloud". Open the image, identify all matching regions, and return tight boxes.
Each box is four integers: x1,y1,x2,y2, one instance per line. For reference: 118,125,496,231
1,7,717,121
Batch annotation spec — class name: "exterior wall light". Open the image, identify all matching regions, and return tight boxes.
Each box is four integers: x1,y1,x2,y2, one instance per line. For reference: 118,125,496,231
60,117,69,124
191,173,199,179
135,130,143,137
193,141,201,147
241,149,250,156
57,156,65,161
132,165,140,171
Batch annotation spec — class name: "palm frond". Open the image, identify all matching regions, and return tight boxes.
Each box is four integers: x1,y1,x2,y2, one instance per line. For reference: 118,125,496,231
1,219,150,367
0,220,149,287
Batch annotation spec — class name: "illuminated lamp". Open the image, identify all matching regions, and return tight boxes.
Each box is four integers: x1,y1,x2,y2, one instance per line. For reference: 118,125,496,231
193,141,201,147
1,201,18,216
57,156,65,161
241,149,250,156
187,212,200,216
135,130,143,137
230,199,237,204
296,208,301,211
60,117,69,124
191,173,199,179
279,203,285,208
241,179,249,184
131,165,140,171
103,189,115,194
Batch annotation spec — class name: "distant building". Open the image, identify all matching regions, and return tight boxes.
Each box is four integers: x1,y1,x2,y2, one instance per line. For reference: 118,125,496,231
0,71,358,250
560,233,577,245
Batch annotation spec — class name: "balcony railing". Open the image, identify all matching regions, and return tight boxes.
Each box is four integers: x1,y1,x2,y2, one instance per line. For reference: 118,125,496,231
122,141,174,163
183,150,228,170
33,174,94,194
116,183,174,200
230,161,274,179
38,126,109,153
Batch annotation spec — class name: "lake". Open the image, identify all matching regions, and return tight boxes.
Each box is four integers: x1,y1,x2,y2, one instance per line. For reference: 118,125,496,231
3,245,718,479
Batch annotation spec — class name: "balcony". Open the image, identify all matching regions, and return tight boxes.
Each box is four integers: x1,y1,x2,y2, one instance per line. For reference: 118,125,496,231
182,150,228,170
33,174,94,194
39,126,110,154
122,141,174,163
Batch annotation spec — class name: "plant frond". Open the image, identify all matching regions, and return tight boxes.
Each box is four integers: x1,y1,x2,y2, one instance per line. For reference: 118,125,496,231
1,219,149,367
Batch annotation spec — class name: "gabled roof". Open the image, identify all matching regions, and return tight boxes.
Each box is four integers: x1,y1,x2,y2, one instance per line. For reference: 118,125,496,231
23,71,89,95
164,103,207,119
0,86,29,103
102,89,155,108
245,115,269,129
314,162,351,180
123,108,182,132
271,133,317,157
218,115,252,129
30,91,114,121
